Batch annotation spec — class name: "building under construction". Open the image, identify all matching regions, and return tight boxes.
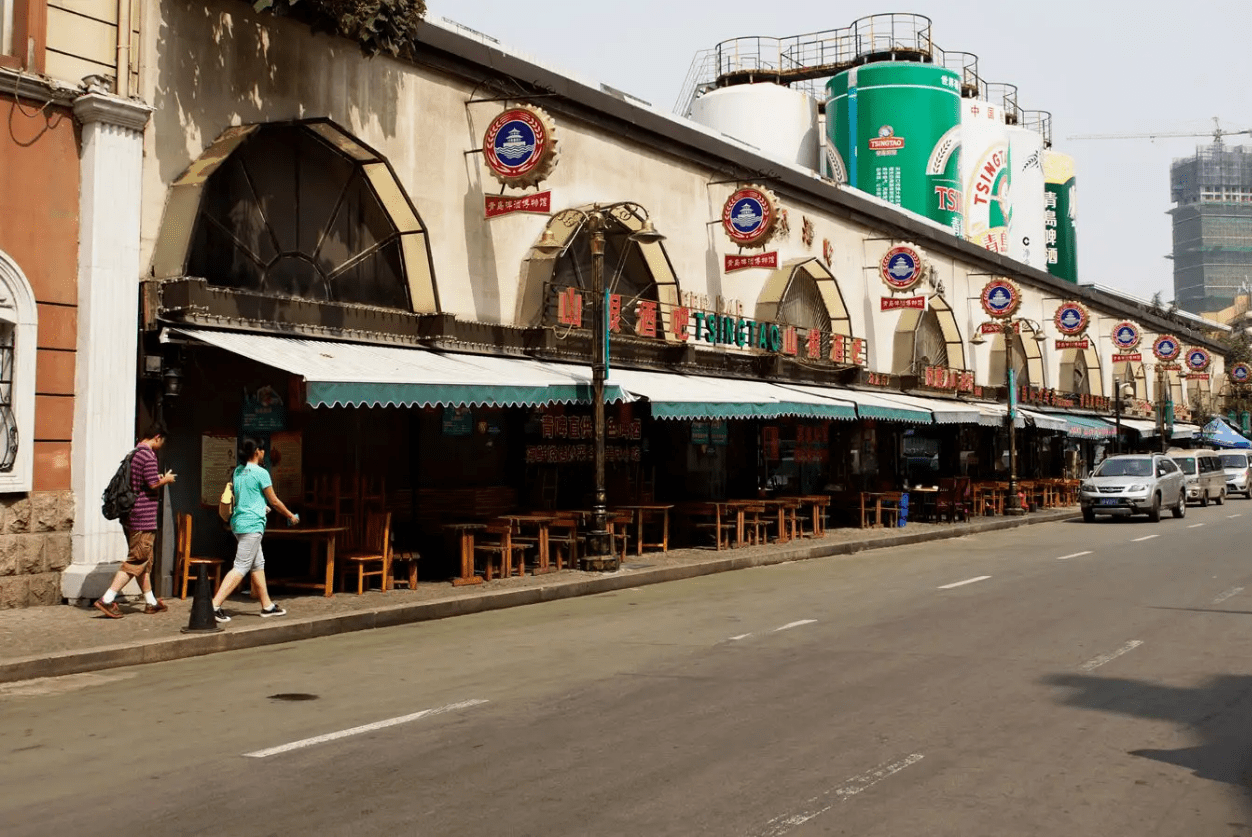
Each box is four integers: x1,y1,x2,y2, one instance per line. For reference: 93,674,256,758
1171,142,1252,313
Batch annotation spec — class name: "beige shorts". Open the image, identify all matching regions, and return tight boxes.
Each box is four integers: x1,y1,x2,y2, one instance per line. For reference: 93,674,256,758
121,529,155,576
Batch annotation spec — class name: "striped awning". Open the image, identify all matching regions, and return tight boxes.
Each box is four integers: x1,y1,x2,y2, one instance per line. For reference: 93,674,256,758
609,370,857,421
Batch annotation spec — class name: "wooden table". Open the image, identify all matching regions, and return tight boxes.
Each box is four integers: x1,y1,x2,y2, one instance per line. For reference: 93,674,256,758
615,504,674,555
908,487,939,523
443,522,487,586
797,495,831,538
859,492,902,529
262,526,347,597
500,514,557,574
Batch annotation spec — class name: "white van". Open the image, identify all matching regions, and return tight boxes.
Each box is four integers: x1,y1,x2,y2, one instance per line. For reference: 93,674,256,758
1219,451,1252,498
1168,448,1226,505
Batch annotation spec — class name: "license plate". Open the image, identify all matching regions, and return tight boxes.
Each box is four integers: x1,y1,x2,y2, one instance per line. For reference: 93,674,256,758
1100,498,1120,506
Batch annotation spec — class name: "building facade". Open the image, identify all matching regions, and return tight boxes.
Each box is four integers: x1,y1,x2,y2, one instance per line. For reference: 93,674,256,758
1171,143,1252,314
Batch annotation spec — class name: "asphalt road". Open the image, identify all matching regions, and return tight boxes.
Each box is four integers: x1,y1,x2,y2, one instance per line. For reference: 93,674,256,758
6,502,1252,836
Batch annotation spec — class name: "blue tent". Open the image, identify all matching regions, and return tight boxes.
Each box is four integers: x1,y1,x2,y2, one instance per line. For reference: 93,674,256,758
1200,418,1252,449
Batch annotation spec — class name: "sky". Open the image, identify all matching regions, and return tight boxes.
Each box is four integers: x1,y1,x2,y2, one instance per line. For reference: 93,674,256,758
429,0,1252,308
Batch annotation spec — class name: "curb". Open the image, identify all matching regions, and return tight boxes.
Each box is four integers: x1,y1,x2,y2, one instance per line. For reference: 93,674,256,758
0,509,1076,683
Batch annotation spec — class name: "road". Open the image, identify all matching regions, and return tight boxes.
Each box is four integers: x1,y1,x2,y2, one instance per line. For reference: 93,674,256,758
5,504,1252,835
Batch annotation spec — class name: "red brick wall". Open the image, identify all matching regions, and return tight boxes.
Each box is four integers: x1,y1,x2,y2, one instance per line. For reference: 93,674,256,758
0,99,79,492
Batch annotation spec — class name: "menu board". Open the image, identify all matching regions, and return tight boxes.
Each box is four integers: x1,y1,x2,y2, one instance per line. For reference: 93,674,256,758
268,431,303,502
200,433,238,506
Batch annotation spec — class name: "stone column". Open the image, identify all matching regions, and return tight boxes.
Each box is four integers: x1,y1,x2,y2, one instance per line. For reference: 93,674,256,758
61,92,153,602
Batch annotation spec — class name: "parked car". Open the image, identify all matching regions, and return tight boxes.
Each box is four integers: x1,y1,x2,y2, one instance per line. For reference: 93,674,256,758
1219,451,1252,498
1080,453,1186,522
1167,448,1226,506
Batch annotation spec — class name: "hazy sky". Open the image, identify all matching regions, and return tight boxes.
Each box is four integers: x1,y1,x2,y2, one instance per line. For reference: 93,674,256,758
430,1,1252,306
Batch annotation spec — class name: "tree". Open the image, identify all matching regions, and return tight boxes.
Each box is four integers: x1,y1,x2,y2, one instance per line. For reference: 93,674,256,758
251,0,427,57
1221,327,1252,365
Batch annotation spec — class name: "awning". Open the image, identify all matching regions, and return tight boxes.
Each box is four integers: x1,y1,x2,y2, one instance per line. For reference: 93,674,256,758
973,402,1024,428
1101,417,1159,436
818,388,933,423
167,328,631,408
1058,414,1117,439
876,392,984,425
1020,409,1067,432
1172,423,1202,440
609,370,857,420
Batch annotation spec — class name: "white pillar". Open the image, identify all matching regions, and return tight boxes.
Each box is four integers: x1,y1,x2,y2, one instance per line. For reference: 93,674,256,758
61,92,152,601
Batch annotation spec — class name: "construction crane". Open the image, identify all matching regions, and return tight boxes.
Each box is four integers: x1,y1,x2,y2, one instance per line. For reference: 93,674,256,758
1067,116,1250,143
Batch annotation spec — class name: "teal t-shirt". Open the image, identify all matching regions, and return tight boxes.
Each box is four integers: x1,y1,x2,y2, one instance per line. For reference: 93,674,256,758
230,462,272,534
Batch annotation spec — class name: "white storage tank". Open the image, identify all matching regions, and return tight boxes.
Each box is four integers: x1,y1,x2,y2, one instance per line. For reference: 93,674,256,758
960,97,1011,253
691,83,819,170
1007,125,1046,270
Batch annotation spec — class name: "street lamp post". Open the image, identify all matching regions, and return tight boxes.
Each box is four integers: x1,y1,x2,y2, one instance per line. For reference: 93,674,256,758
535,203,663,571
972,318,1044,517
1113,377,1123,455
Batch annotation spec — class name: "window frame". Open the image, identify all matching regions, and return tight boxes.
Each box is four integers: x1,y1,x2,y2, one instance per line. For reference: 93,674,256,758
0,249,37,493
0,0,45,71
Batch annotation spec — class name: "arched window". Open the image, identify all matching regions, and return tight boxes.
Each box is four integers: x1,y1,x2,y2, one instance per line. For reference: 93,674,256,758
551,218,660,333
913,307,949,369
990,330,1033,389
0,248,37,492
1071,348,1090,395
158,121,437,311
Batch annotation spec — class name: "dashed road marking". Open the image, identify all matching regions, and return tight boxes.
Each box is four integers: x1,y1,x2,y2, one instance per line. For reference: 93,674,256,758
1229,514,1243,519
938,576,991,590
774,620,818,633
1187,523,1205,529
753,753,925,837
1080,640,1143,672
1131,535,1159,542
1057,551,1092,560
1213,587,1244,605
243,699,489,758
728,633,753,642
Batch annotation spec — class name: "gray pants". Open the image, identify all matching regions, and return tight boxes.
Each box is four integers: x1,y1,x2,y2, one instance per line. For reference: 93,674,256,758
232,532,266,574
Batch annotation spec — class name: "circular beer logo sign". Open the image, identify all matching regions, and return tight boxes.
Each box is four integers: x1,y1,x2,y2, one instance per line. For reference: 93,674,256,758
722,186,777,248
1053,301,1089,336
1231,362,1251,383
483,107,559,188
879,245,925,292
1186,347,1212,372
1152,334,1181,363
1111,321,1141,351
980,278,1021,319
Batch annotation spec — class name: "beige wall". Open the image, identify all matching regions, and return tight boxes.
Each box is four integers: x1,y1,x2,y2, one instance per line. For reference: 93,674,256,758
44,0,138,93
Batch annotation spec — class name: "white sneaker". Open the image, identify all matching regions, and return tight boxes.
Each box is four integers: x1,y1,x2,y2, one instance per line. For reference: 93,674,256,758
260,604,286,618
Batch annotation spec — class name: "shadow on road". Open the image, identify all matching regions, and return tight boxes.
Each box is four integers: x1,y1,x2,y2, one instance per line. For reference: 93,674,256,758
1044,672,1252,795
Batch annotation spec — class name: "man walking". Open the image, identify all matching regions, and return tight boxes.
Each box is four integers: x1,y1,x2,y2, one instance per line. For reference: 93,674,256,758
94,422,175,618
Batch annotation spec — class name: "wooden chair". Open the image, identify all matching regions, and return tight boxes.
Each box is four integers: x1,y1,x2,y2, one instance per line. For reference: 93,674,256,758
547,513,580,570
683,502,736,550
607,511,632,562
741,503,775,545
474,521,528,580
360,474,387,514
935,479,965,523
389,535,420,590
338,511,391,594
175,513,223,599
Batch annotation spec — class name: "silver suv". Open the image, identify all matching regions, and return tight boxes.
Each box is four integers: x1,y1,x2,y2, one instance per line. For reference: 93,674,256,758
1219,451,1252,498
1080,454,1187,522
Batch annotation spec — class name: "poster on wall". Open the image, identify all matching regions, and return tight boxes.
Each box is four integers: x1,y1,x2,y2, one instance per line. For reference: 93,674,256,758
268,431,303,503
241,385,286,433
200,433,238,507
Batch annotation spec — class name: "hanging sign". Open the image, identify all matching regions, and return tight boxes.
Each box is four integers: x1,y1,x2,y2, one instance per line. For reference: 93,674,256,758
1055,338,1090,350
1185,347,1212,372
482,106,559,188
484,190,552,218
1111,321,1141,352
881,296,926,311
979,278,1021,319
879,245,925,292
1231,362,1252,384
721,186,778,248
1053,301,1089,336
724,252,779,272
1152,334,1181,363
1112,352,1142,363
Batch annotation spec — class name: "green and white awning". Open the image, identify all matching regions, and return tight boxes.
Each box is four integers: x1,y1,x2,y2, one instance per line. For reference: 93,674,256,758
778,385,932,423
166,328,631,408
609,370,858,421
1059,414,1118,439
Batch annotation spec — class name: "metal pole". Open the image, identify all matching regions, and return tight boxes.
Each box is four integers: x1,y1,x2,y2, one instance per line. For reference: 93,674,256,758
1114,378,1122,455
1005,322,1023,515
1157,367,1167,453
584,211,614,570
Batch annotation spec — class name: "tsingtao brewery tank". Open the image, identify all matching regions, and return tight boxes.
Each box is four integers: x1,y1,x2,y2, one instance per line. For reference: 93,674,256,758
1044,151,1078,282
1007,125,1046,270
826,62,963,234
690,83,820,170
960,97,1011,253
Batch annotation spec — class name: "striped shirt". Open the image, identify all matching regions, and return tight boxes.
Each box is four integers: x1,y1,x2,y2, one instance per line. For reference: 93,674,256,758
123,445,161,532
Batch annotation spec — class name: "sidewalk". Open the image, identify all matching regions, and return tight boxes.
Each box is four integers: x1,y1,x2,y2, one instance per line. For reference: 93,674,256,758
0,508,1077,682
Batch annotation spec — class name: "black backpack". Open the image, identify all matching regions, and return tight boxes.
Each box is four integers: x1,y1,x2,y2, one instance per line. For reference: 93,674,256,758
101,450,139,521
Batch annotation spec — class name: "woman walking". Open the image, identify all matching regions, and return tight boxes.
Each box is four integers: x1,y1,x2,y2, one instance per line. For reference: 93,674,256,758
211,438,297,622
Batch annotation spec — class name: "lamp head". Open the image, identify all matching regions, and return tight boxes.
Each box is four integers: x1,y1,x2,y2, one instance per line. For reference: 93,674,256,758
534,229,563,256
1032,328,1048,344
629,218,665,245
970,329,986,346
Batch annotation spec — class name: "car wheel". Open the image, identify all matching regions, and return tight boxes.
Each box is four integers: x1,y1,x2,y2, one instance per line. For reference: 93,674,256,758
1148,493,1161,522
1217,489,1226,506
1173,491,1186,518
1082,507,1096,523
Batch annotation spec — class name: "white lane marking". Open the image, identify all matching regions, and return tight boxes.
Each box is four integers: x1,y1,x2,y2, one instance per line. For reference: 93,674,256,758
729,633,753,642
1213,587,1244,605
1057,551,1092,560
243,699,488,758
938,576,991,590
774,620,818,633
1187,523,1205,529
1079,641,1143,672
1131,535,1159,542
754,753,925,837
1229,514,1243,519
0,671,136,698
